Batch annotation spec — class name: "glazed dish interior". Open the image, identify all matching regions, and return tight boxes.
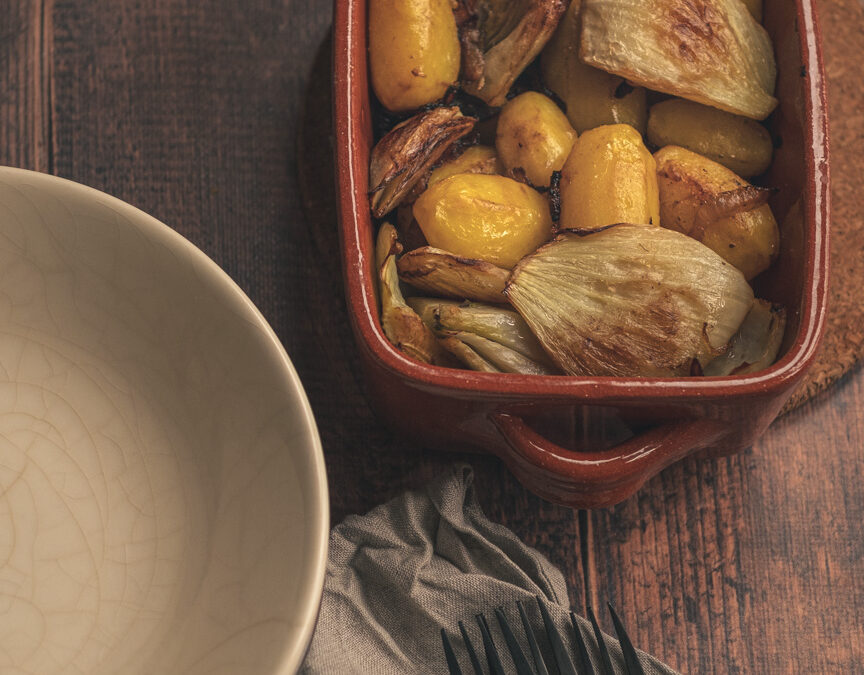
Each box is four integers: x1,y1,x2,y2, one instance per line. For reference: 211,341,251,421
348,0,822,385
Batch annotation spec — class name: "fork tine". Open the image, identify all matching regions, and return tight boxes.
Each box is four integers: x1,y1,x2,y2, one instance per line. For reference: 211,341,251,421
536,596,578,675
608,603,646,675
569,612,596,675
494,607,535,675
442,629,464,675
477,613,507,675
458,620,484,675
517,600,549,675
586,606,616,675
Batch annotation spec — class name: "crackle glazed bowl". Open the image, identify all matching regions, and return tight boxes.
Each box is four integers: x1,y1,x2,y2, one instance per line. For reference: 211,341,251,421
333,0,830,508
0,167,328,674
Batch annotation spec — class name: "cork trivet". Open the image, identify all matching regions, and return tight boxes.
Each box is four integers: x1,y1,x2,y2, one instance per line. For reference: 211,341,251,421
780,0,864,413
300,0,864,415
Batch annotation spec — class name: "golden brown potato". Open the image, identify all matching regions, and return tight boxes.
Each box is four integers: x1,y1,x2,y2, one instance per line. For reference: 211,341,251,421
655,145,779,280
427,146,503,188
495,92,577,187
559,124,659,231
647,99,773,177
412,174,553,269
369,0,460,112
541,0,647,134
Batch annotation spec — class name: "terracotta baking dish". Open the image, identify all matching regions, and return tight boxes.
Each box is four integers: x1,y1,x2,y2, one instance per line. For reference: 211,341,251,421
332,0,830,508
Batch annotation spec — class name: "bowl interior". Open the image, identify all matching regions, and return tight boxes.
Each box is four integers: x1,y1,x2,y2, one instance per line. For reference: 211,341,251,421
0,168,327,675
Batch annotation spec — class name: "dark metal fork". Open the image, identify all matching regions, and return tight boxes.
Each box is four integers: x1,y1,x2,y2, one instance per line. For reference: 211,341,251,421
441,596,646,675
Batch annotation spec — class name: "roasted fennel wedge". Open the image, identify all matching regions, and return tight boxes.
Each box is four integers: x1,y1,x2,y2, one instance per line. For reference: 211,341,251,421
504,224,755,377
438,335,501,372
406,298,553,364
441,331,557,375
579,0,778,120
704,300,786,376
376,223,454,366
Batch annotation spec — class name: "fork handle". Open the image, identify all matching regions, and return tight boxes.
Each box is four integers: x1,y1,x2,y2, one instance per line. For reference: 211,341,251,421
490,413,726,509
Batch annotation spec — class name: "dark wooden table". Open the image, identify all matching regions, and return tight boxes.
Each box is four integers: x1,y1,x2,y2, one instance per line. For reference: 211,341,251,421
3,1,862,672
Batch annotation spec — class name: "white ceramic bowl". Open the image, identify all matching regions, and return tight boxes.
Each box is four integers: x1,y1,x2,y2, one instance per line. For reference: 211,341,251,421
0,167,328,674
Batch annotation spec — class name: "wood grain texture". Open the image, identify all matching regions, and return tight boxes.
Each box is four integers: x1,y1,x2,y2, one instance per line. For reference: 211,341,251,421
0,0,52,170
3,0,862,672
586,4,864,670
587,373,864,673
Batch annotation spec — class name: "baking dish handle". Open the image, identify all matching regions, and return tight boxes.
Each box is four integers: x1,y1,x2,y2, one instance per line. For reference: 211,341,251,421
490,412,726,509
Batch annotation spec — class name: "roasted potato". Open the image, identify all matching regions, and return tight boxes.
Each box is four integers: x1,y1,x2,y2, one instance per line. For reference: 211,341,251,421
495,91,577,187
647,99,773,177
559,124,660,230
541,0,647,134
369,0,460,112
412,174,553,269
655,145,779,280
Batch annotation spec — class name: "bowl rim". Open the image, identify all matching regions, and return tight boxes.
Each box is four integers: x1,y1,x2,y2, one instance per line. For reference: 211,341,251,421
0,165,330,674
332,0,830,402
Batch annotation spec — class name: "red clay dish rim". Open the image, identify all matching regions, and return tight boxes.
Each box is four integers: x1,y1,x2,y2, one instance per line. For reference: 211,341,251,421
333,0,830,402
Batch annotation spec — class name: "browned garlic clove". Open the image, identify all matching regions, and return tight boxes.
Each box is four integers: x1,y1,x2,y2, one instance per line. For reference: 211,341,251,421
369,107,476,218
463,0,568,107
397,247,510,303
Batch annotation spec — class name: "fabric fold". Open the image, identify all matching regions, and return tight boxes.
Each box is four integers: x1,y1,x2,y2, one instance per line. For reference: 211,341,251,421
301,465,679,674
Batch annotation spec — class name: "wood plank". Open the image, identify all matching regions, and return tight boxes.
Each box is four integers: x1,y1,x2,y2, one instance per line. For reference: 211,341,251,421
0,0,52,170
49,0,332,329
587,369,864,673
586,0,864,670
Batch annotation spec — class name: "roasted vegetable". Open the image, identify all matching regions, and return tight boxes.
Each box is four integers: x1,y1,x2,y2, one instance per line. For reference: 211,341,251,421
505,224,755,377
438,335,500,372
442,331,557,374
397,246,509,303
647,99,773,177
407,298,552,363
541,0,647,134
376,223,453,365
369,107,476,218
464,0,568,106
412,173,553,268
559,124,660,231
580,0,778,120
427,145,503,188
369,0,460,111
495,91,577,187
655,145,779,280
704,299,786,376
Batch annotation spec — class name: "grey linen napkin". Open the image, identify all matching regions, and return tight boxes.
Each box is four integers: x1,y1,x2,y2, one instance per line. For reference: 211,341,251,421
301,465,679,674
